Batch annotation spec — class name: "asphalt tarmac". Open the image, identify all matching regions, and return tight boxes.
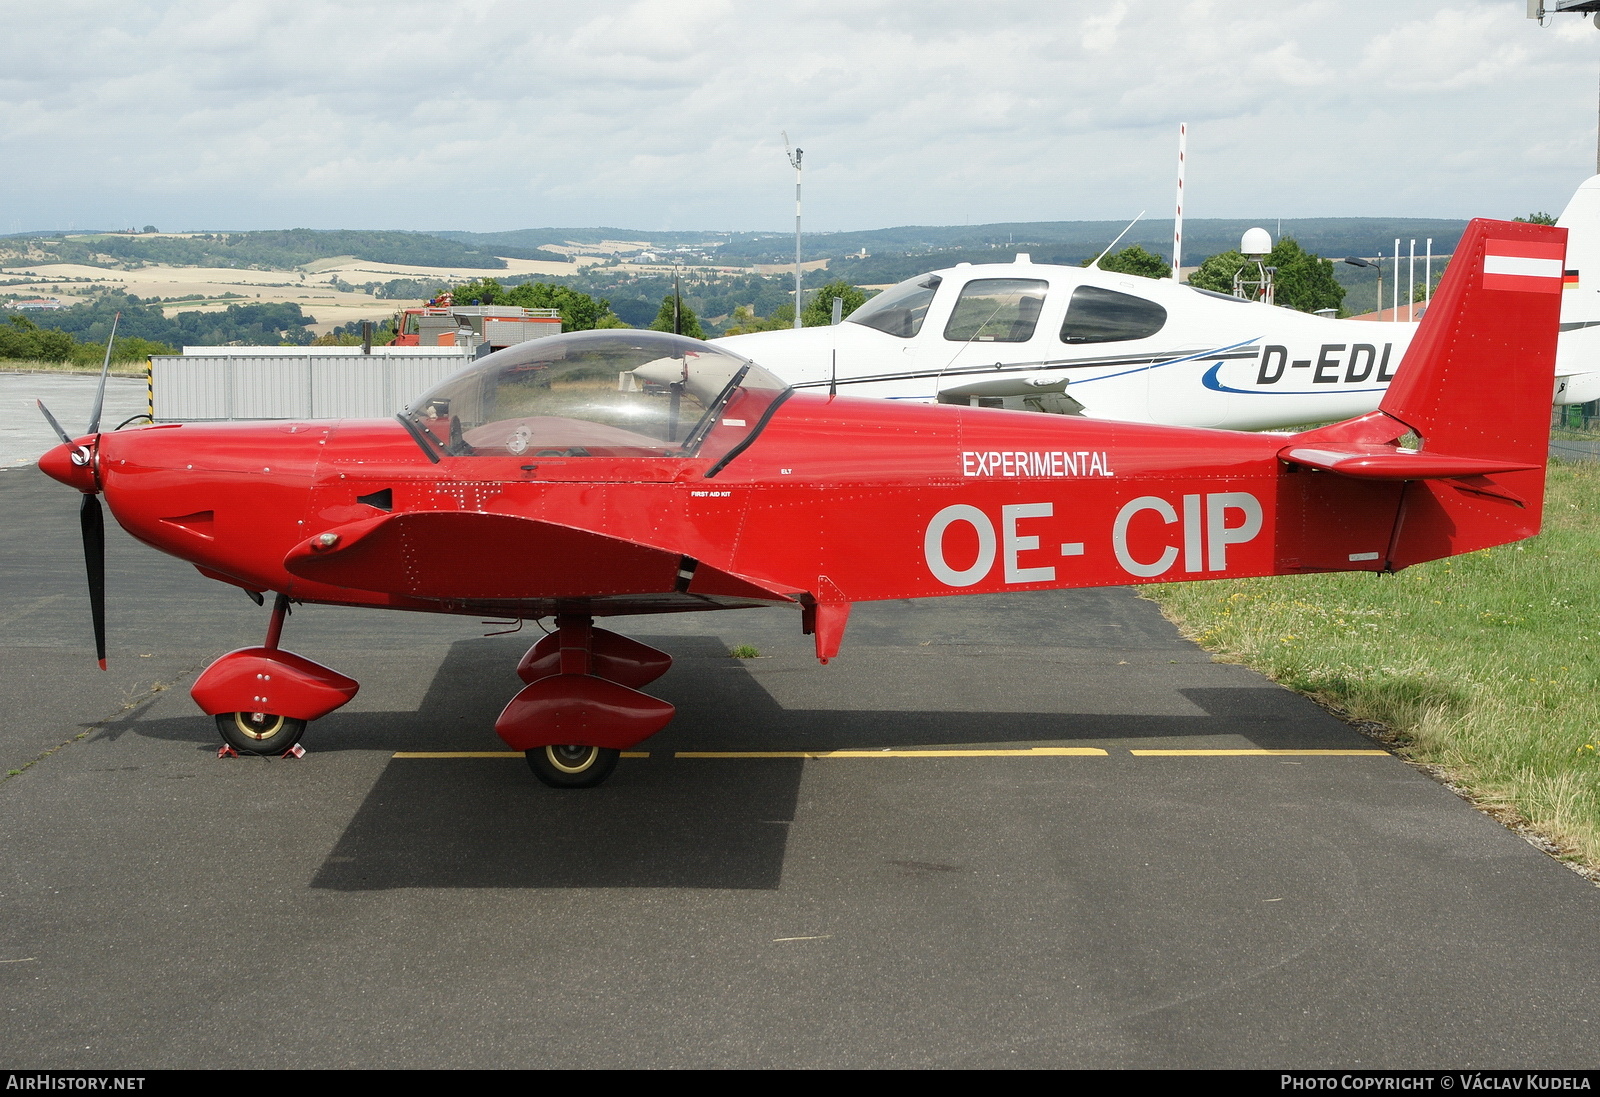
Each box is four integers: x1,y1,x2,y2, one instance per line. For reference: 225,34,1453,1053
0,372,148,470
4,461,1600,1070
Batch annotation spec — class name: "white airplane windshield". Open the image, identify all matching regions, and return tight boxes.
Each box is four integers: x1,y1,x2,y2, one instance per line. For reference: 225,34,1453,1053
404,330,787,461
1059,286,1168,344
847,275,942,338
943,278,1048,343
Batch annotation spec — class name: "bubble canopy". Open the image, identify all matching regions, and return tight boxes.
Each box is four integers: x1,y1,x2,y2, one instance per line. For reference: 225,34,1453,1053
403,330,789,461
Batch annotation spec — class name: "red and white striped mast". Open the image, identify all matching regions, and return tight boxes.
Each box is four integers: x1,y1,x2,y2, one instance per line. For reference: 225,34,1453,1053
1172,122,1187,281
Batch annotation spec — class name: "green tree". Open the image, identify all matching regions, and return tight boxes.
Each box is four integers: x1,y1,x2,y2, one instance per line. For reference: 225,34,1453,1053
722,303,796,334
1081,244,1171,279
0,315,173,362
721,304,787,335
648,294,706,338
498,282,627,330
1186,236,1345,314
450,277,504,305
1516,212,1558,226
800,279,869,326
1187,250,1249,295
448,278,628,329
69,335,177,365
325,318,398,346
0,315,75,361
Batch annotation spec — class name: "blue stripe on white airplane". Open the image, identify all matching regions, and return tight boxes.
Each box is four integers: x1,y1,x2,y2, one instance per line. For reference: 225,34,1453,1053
1199,361,1388,397
1073,338,1265,388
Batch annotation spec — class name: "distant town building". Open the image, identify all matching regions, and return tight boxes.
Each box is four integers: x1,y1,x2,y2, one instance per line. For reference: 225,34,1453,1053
11,298,64,310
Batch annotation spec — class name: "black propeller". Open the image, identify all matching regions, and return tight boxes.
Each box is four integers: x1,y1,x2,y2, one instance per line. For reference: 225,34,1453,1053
86,312,117,435
81,493,107,669
37,399,72,446
36,312,119,670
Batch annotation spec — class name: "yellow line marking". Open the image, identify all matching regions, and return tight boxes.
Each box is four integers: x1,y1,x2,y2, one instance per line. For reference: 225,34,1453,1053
674,747,1108,759
394,752,517,758
392,751,651,759
1128,749,1389,757
393,748,1382,761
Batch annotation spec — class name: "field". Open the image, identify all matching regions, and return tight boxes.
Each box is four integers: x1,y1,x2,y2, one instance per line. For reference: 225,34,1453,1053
1148,458,1600,873
0,255,597,335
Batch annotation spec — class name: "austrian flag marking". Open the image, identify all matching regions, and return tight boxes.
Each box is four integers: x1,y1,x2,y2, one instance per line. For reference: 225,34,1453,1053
1483,238,1565,294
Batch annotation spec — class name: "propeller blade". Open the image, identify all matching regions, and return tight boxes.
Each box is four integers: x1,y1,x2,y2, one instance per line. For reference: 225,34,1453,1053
36,399,72,445
79,494,107,670
86,311,120,436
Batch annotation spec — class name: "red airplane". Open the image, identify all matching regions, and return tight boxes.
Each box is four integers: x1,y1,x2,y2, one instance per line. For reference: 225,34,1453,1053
36,218,1563,788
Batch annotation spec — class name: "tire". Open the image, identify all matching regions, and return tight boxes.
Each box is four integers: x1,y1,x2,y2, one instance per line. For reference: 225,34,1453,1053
525,745,620,789
216,711,307,755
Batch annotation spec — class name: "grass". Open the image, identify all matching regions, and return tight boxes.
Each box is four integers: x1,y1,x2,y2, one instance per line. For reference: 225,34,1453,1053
0,359,145,378
729,644,761,659
1146,459,1600,871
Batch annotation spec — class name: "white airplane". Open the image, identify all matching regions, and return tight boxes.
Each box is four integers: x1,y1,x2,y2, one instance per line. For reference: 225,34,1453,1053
720,177,1600,430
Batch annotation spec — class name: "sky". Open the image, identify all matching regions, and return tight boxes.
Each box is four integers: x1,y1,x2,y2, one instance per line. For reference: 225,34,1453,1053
5,0,1600,234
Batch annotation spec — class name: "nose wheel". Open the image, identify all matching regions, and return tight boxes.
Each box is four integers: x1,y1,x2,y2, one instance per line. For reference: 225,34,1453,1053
216,711,307,755
194,594,358,759
525,745,620,789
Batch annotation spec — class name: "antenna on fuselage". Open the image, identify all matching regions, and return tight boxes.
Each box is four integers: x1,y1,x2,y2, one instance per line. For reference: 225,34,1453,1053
1089,211,1145,270
829,295,843,397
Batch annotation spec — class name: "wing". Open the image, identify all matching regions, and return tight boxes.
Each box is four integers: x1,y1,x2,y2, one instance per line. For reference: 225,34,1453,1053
283,510,793,603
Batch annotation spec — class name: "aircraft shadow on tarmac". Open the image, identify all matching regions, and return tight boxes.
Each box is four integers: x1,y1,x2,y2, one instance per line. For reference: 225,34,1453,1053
120,633,1365,891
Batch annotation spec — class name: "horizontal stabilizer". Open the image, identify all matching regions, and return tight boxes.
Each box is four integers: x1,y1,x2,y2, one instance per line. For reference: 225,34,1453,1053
1279,444,1537,480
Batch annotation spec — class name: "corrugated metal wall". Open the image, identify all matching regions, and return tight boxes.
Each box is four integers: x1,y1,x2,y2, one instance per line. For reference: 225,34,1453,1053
151,350,473,421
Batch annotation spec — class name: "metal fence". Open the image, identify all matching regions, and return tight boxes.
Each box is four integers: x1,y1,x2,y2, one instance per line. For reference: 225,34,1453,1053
150,347,472,422
1559,399,1600,431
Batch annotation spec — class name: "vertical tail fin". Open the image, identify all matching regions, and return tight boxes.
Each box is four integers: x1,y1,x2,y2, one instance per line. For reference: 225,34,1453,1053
1554,176,1600,403
1379,217,1564,467
1557,175,1600,326
1286,218,1564,568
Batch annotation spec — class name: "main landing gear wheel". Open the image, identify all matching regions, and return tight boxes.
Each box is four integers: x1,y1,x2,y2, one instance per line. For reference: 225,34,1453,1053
216,711,307,755
525,745,620,789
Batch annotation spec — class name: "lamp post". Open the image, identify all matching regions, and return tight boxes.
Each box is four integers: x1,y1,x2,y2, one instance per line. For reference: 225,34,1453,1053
784,133,803,330
1344,256,1382,317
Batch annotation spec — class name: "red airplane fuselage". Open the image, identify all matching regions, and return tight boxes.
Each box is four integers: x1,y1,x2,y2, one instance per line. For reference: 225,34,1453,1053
89,396,1420,623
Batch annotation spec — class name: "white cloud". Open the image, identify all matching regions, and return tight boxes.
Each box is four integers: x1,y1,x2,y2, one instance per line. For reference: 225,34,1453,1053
1362,6,1537,89
1081,2,1128,53
1,0,1597,233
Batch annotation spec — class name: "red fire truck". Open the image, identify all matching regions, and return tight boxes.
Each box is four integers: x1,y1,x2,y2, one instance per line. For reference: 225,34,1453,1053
392,293,562,351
